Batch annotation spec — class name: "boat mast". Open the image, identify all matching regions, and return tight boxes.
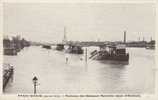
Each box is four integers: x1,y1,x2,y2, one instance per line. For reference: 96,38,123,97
62,26,67,44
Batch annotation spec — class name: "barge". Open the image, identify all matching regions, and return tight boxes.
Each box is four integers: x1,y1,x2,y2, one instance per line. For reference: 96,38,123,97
56,44,64,51
90,44,129,61
42,45,51,49
146,40,155,50
4,48,17,55
66,45,83,54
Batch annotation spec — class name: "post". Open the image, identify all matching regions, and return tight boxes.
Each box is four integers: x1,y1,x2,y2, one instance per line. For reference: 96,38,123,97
66,57,68,64
84,48,88,71
85,48,87,63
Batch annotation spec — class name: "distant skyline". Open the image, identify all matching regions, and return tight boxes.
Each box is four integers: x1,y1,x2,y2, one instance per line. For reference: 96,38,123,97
3,3,155,43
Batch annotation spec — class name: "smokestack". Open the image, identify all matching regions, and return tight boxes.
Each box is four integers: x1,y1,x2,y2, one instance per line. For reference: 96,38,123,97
62,26,67,44
124,31,126,43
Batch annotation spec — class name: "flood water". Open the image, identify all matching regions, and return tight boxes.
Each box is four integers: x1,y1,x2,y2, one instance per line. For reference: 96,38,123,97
3,46,155,94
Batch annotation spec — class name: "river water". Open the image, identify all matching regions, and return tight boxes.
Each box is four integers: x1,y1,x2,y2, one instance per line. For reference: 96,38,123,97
3,46,155,94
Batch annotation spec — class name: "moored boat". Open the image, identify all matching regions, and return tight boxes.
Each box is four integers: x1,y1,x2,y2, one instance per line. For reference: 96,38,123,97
42,45,51,49
146,40,155,50
4,48,17,55
91,44,129,61
66,45,83,54
56,44,64,51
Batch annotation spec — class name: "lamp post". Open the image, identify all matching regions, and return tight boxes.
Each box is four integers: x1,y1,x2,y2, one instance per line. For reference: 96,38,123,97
32,76,38,94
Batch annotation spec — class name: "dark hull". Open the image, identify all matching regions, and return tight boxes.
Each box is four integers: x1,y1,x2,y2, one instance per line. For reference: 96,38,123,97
56,48,64,51
42,45,51,49
4,48,17,55
68,50,83,54
146,46,155,50
96,54,129,61
56,45,64,51
66,46,84,54
66,49,83,54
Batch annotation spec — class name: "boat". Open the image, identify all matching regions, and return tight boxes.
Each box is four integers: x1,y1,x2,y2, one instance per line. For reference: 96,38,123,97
90,44,129,61
42,45,51,49
146,45,155,49
66,45,83,54
146,40,155,50
4,48,17,55
56,44,64,51
3,38,17,55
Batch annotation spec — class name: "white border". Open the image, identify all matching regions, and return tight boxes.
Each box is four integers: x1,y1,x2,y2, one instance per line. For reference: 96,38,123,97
0,0,157,100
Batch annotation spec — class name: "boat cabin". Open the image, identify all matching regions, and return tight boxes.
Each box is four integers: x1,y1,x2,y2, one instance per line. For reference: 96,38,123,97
97,44,129,61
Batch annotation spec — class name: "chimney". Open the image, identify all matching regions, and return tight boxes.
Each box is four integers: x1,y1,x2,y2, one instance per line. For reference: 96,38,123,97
62,26,67,44
124,31,126,43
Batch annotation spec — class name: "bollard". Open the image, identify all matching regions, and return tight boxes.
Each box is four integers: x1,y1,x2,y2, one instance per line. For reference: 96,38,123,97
85,48,88,63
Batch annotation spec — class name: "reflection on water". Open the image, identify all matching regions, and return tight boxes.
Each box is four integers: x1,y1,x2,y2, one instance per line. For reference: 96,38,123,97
3,46,155,94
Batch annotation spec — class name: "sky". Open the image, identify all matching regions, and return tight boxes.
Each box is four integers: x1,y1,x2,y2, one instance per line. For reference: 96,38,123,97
3,3,156,43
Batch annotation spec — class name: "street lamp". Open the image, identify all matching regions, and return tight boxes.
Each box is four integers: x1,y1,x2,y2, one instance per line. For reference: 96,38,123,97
32,76,38,94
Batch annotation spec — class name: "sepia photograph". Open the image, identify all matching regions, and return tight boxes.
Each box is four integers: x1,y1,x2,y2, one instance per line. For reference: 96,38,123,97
2,2,156,95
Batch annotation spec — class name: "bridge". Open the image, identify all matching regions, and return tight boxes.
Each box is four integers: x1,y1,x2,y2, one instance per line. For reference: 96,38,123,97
30,41,119,47
30,40,155,48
